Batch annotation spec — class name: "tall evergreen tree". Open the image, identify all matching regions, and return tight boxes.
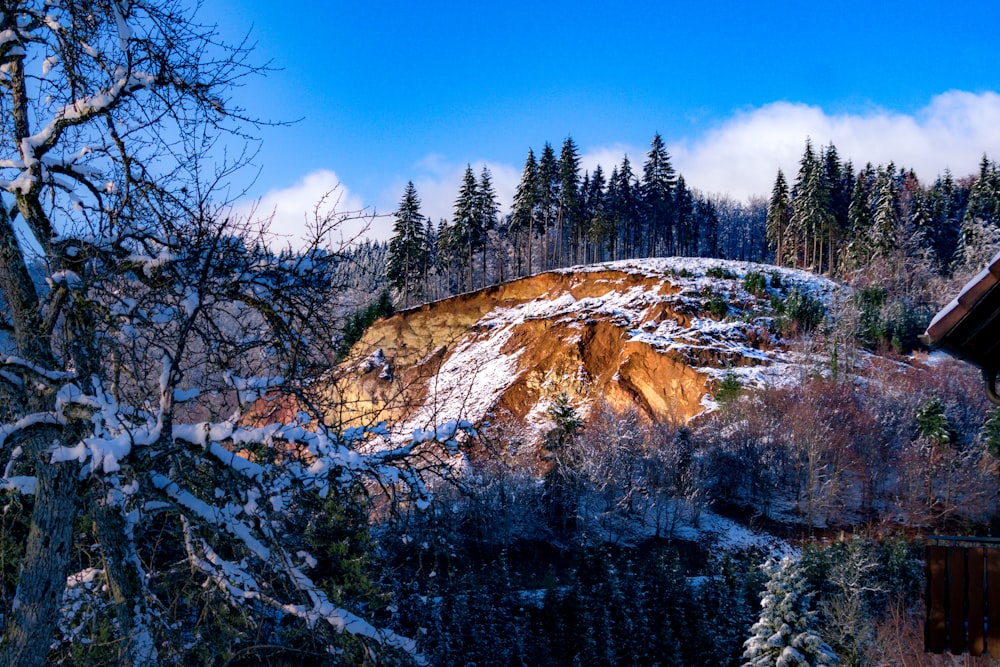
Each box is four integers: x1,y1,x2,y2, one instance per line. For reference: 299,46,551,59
869,164,901,259
924,170,966,272
613,155,640,259
510,148,540,276
957,155,1000,272
674,176,696,255
558,136,583,265
696,196,720,258
824,144,852,275
386,181,428,307
537,143,560,270
453,165,480,290
584,165,610,263
790,139,833,270
845,163,876,268
476,166,500,287
767,169,792,266
642,133,677,256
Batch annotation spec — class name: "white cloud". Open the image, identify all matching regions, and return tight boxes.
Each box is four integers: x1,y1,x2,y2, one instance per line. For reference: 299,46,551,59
235,169,391,249
673,91,1000,201
392,155,520,226
579,143,643,180
241,91,1000,249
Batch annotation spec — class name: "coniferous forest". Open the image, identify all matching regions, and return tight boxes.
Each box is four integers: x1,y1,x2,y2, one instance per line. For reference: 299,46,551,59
4,1,1000,665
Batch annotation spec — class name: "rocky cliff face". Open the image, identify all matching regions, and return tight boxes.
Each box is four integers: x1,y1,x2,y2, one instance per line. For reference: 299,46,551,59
326,258,841,442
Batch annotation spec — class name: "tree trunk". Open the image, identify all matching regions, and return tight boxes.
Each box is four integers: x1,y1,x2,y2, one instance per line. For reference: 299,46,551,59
1,452,80,667
93,497,158,666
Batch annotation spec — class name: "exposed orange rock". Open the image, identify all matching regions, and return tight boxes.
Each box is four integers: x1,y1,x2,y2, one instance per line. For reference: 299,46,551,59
320,259,840,442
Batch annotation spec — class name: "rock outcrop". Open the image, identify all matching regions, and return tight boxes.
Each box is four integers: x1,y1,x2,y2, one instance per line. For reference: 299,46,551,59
326,258,841,442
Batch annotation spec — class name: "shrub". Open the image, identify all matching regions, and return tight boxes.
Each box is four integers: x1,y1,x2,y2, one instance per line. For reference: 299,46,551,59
742,270,768,296
706,292,729,319
715,370,742,404
785,288,825,333
706,265,737,280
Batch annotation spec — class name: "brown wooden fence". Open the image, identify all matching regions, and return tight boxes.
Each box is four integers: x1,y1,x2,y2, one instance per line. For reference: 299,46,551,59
926,536,1000,656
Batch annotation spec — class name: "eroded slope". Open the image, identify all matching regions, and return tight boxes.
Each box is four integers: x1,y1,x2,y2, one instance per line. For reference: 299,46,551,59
327,258,841,441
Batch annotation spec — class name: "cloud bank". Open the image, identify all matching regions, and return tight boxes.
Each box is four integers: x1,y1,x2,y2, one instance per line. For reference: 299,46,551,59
235,169,389,249
248,91,1000,247
673,90,1000,201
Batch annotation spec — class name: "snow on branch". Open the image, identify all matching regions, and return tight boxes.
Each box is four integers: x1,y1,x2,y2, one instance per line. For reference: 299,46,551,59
0,354,74,383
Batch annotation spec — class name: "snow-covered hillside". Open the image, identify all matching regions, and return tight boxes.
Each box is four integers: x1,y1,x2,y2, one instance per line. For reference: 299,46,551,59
332,257,844,444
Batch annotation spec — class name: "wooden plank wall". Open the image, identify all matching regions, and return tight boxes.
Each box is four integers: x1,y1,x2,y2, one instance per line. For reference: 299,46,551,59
926,544,1000,657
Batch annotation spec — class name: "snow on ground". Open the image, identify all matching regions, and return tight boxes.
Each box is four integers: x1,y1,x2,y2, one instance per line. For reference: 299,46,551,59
673,510,793,556
391,323,523,443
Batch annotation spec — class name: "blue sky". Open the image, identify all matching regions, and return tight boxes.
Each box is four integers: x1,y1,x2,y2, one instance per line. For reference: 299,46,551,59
200,1,1000,244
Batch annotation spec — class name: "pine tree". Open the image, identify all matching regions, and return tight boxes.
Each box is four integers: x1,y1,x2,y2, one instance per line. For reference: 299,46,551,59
915,396,953,448
696,196,720,257
743,557,839,667
642,133,677,256
824,145,852,275
674,175,696,256
436,218,462,296
964,155,1000,226
845,164,876,268
613,155,640,259
585,164,610,263
924,170,966,273
538,143,560,270
980,407,1000,458
869,164,901,259
510,148,540,276
386,181,428,307
476,166,500,287
453,165,480,290
790,139,834,270
558,136,583,265
956,156,1000,273
767,169,792,266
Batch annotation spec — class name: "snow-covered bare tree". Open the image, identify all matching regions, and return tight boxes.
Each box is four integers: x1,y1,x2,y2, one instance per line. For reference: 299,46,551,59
0,2,464,665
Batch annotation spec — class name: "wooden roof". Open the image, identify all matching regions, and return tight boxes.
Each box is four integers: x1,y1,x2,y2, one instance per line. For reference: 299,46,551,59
925,250,1000,374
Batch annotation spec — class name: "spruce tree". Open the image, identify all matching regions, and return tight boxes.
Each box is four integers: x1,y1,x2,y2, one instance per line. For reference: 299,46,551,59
386,181,428,307
767,169,792,266
845,164,876,268
476,166,500,287
613,155,640,259
585,164,610,262
674,175,696,256
558,136,583,265
642,133,677,256
790,139,834,271
511,148,540,276
924,171,965,272
956,156,1000,273
696,197,720,258
743,557,839,667
538,143,560,270
453,165,480,290
869,164,901,259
